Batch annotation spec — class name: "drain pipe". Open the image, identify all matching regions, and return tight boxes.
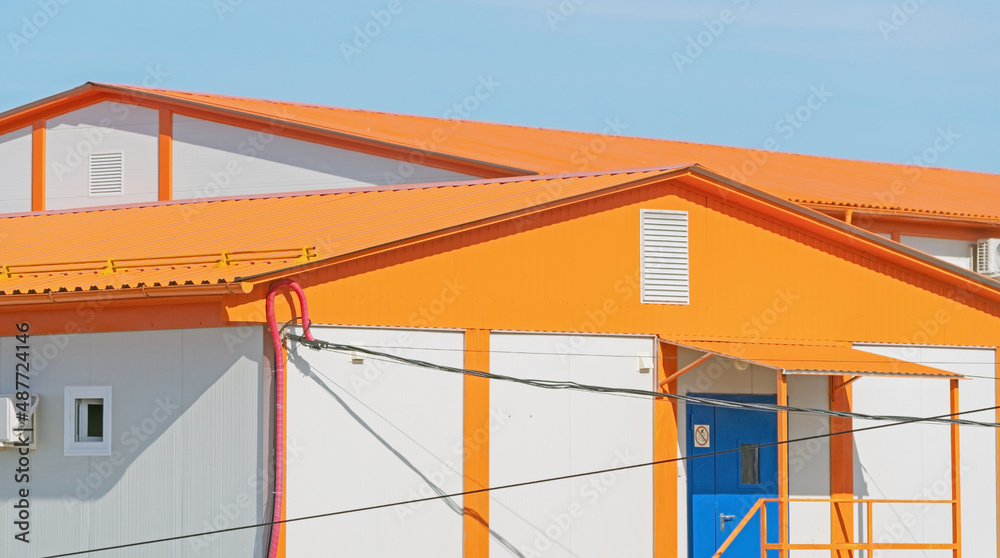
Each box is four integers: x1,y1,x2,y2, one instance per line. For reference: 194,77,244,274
266,279,314,558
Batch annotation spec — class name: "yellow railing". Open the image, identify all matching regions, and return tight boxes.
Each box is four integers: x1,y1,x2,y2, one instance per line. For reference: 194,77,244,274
713,497,958,557
0,247,317,278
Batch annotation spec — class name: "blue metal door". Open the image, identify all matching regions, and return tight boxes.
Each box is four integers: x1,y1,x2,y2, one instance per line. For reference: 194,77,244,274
688,395,778,557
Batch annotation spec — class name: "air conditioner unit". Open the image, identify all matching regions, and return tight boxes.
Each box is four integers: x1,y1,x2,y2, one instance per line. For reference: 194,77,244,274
976,239,1000,277
0,394,38,450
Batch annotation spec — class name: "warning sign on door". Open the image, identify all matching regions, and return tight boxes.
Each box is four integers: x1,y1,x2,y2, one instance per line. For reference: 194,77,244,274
693,424,710,448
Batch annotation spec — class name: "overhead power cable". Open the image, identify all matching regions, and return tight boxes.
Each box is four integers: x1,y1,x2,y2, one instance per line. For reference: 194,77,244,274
287,333,1000,428
41,404,999,558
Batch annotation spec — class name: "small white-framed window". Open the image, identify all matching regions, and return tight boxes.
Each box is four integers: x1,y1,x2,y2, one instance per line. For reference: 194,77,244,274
64,386,112,456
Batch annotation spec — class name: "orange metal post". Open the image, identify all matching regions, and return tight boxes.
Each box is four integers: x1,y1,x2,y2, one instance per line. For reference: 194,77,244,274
950,378,962,558
464,329,491,557
830,375,855,558
997,348,1000,558
158,109,173,201
760,503,768,558
31,119,45,212
655,342,679,557
865,501,873,552
777,371,789,558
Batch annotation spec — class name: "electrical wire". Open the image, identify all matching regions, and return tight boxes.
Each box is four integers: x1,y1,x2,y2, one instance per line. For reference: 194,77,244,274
287,333,1000,428
276,323,1000,370
41,404,999,558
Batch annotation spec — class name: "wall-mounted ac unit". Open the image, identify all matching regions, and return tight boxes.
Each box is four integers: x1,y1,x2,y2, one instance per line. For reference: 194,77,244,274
976,239,1000,277
0,394,39,450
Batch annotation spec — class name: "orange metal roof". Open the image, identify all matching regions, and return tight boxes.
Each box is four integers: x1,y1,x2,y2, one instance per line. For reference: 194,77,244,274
0,169,674,297
674,340,962,378
90,83,1000,223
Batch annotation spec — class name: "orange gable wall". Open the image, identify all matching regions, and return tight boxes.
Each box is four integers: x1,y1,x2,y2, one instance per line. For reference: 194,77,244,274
224,175,1000,348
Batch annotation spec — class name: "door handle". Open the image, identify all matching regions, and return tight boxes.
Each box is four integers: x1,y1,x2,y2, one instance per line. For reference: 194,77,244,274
720,513,736,531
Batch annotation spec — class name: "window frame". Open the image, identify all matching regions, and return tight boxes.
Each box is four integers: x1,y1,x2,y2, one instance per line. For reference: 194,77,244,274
64,385,112,456
737,439,762,488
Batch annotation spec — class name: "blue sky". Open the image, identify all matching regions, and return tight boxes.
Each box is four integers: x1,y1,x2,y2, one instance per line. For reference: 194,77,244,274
2,0,998,173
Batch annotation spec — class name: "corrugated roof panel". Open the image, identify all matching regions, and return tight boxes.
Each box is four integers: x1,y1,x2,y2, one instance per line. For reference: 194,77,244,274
104,84,1000,222
0,170,671,294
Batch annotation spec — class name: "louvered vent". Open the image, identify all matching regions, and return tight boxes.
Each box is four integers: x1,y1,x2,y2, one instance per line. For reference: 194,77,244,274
640,209,689,304
89,152,124,196
976,238,1000,276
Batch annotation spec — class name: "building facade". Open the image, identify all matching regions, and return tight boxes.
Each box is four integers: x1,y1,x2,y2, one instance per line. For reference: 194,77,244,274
0,84,998,557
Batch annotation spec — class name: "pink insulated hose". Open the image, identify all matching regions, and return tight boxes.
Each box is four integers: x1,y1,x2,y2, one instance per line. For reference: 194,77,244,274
265,279,314,558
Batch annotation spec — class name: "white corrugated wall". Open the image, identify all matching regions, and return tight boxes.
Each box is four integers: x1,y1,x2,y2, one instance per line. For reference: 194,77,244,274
44,101,159,210
284,326,465,557
171,116,475,200
0,326,266,558
854,344,998,557
489,332,655,558
0,126,32,213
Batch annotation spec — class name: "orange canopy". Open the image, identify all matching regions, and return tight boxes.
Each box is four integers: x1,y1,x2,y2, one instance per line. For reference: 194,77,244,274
672,340,962,378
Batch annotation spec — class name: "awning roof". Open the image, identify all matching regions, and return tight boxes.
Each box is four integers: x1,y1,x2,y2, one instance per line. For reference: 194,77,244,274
671,340,962,379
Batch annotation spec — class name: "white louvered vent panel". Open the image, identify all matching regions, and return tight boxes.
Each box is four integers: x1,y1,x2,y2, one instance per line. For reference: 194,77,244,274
976,238,1000,276
89,152,124,196
641,209,689,304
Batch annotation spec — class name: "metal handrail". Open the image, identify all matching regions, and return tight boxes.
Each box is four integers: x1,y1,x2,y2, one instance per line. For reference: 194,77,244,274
0,247,316,278
714,497,957,557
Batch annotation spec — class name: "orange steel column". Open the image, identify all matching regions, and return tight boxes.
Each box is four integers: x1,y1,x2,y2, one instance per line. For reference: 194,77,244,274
950,378,962,558
830,376,854,558
996,348,1000,558
777,371,789,558
158,109,173,201
655,342,679,557
464,329,491,557
31,120,45,212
